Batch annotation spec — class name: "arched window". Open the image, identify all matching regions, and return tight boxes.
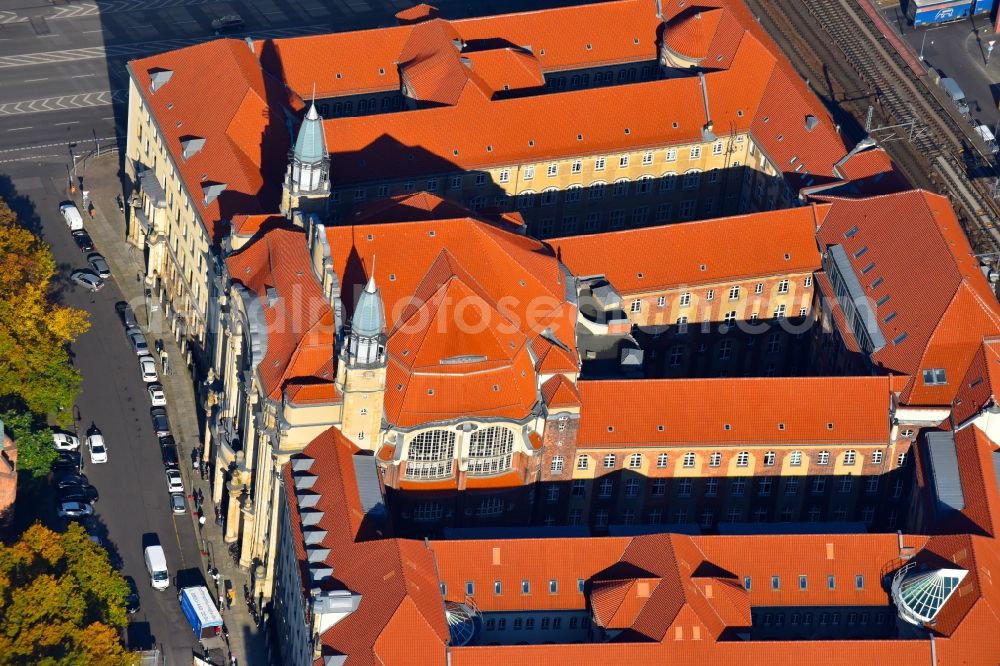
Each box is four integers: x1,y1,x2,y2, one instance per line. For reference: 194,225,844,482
516,191,535,209
736,451,750,467
405,430,456,479
683,169,702,190
467,427,514,476
636,175,654,195
613,178,630,197
540,187,559,207
709,452,722,467
589,181,607,200
628,453,643,468
843,450,857,466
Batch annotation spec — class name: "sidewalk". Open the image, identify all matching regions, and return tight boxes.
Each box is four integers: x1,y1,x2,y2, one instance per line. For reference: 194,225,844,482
69,152,265,666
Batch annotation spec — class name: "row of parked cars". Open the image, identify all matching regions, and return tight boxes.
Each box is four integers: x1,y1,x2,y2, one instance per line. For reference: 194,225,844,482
51,425,102,519
114,301,186,514
61,202,112,292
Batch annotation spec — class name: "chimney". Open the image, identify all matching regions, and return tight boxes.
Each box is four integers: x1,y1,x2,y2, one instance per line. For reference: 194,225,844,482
699,73,716,142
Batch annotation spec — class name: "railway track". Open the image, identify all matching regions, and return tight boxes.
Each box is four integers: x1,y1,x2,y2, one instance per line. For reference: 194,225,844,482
747,0,1000,252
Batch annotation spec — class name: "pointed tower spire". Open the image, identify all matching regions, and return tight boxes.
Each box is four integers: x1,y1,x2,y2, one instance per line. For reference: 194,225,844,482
353,267,385,338
282,89,331,217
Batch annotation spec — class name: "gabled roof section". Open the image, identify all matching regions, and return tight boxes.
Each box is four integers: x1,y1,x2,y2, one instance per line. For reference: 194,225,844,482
815,191,1000,406
541,374,581,409
662,6,725,63
577,376,892,447
462,47,545,96
550,205,823,294
129,39,295,243
226,227,334,401
348,192,473,224
953,339,1000,425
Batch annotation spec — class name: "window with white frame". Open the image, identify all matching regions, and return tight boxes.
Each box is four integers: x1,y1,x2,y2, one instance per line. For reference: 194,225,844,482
777,279,789,294
706,289,715,301
657,453,668,468
628,453,642,468
897,452,907,467
524,166,535,180
683,452,696,468
476,497,504,517
609,210,625,229
595,157,606,171
589,182,606,199
729,285,741,300
718,340,733,360
547,163,558,177
709,452,722,467
754,282,763,294
817,451,830,465
516,191,534,209
571,160,582,174
413,502,443,521
843,450,857,466
498,169,510,183
731,478,746,496
764,451,776,466
665,148,677,162
449,175,463,189
690,146,702,159
577,455,589,470
636,175,654,194
679,200,696,218
541,188,558,206
585,212,602,231
680,292,691,307
758,477,773,496
598,478,613,498
625,478,640,497
705,478,719,496
630,299,641,313
642,151,653,165
613,179,630,197
655,202,672,222
565,184,582,202
724,311,737,324
604,454,617,469
677,478,692,496
804,275,813,288
550,456,564,474
619,155,629,168
789,450,803,466
683,169,702,189
546,484,559,503
660,172,678,191
466,427,514,476
657,295,666,308
736,451,750,467
405,430,456,479
677,316,689,334
712,141,724,155
871,450,883,465
774,303,786,318
652,479,667,496
669,346,684,366
594,509,609,528
767,332,782,353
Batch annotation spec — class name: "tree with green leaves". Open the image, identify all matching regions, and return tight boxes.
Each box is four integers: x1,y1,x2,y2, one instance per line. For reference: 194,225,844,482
0,410,54,479
0,522,132,665
0,196,89,427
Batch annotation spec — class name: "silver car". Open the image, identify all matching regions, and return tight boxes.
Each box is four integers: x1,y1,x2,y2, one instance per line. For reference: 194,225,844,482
170,493,187,514
70,270,103,292
128,328,149,355
87,253,111,279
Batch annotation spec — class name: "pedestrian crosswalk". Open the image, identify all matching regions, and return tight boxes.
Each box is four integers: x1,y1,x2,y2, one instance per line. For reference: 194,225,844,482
0,90,126,116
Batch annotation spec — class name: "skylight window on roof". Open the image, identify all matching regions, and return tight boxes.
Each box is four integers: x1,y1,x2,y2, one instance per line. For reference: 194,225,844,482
737,110,744,117
844,226,859,238
776,135,784,142
862,262,876,274
672,122,679,128
486,145,493,152
872,277,884,289
893,332,908,345
624,128,631,135
389,274,396,281
771,576,780,590
495,581,502,595
528,140,535,147
585,43,592,50
763,116,770,123
577,134,583,141
634,37,640,44
637,272,644,278
854,246,869,258
855,575,864,590
827,423,834,430
883,311,897,323
578,578,585,593
724,424,731,431
876,294,889,306
522,580,530,594
336,73,343,79
778,423,785,430
795,163,805,172
367,234,374,241
427,389,434,395
379,68,385,75
657,425,664,431
549,579,558,594
790,156,798,165
799,575,808,590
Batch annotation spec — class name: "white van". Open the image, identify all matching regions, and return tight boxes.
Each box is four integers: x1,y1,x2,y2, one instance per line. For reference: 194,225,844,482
144,545,170,590
60,203,84,231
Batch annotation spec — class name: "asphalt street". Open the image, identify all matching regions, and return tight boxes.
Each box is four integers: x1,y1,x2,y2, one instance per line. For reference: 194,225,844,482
2,154,205,662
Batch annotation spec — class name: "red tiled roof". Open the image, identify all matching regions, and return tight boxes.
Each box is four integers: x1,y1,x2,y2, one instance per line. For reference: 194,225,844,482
550,205,824,294
225,227,335,401
325,218,575,427
576,376,892,447
541,374,581,408
396,3,439,24
815,191,1000,406
462,48,545,96
662,6,725,62
954,340,1000,424
284,381,340,406
591,577,661,629
348,192,473,224
230,213,286,238
128,40,295,243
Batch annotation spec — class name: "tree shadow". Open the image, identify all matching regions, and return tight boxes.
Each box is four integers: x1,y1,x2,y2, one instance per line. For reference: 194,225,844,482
0,173,43,236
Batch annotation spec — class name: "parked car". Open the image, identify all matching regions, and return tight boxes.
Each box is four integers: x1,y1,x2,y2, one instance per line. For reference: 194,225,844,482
139,355,158,383
60,202,84,231
70,269,103,292
169,492,187,514
71,229,94,252
161,444,179,468
150,407,171,437
86,425,108,464
54,474,89,490
158,434,175,449
58,484,99,504
165,469,184,494
54,450,82,470
211,13,244,33
115,301,138,328
52,432,80,451
52,468,87,485
87,253,111,279
57,501,93,519
147,383,166,406
128,328,149,356
124,576,141,614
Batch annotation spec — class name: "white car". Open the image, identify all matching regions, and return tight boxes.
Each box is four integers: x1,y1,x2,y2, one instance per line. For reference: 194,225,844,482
148,383,166,406
52,432,80,451
60,203,83,231
128,328,149,356
87,432,108,464
139,355,159,383
165,469,184,494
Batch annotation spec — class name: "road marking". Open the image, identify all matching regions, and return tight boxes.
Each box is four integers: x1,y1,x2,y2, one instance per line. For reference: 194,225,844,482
24,78,48,82
83,29,103,34
72,74,96,78
0,90,126,116
54,121,80,125
0,153,59,164
7,127,32,131
0,135,116,154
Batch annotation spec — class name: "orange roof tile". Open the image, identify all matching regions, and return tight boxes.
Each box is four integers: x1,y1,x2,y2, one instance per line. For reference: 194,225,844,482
395,3,439,24
284,381,340,405
815,191,1000,406
230,213,286,238
128,40,295,243
541,374,581,408
577,376,892,447
591,577,661,628
225,227,335,400
954,340,1000,424
662,6,725,62
462,48,545,96
550,205,823,294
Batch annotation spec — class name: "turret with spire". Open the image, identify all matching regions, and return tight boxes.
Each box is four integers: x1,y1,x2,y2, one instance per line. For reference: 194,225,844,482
281,88,331,219
336,264,388,451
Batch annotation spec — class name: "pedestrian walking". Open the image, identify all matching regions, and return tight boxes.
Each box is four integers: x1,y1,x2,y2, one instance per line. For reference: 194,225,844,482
199,514,206,528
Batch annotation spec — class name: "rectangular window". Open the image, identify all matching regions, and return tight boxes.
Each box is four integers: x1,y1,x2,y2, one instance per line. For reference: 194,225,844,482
679,293,691,307
426,178,438,191
922,368,947,385
729,286,741,300
713,141,724,155
657,295,666,308
475,174,486,186
571,160,582,174
665,148,677,162
547,163,558,177
771,575,780,590
498,169,510,183
577,455,588,470
549,579,558,594
524,166,535,181
690,146,702,159
494,581,502,595
777,279,789,294
619,155,629,168
595,157,606,171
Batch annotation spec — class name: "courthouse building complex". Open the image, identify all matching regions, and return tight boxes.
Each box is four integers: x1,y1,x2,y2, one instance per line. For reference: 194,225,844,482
122,0,1000,663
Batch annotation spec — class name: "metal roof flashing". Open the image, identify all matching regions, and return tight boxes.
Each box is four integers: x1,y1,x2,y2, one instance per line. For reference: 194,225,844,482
923,431,966,513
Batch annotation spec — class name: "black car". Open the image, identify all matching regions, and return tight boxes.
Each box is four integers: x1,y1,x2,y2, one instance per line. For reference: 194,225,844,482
58,484,99,504
71,229,94,252
150,407,171,437
115,301,138,328
53,451,82,470
53,470,88,487
158,434,175,449
211,14,244,34
123,576,141,614
161,444,179,468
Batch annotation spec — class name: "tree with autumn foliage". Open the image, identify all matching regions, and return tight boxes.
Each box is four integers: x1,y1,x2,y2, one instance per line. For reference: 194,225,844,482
0,522,132,665
0,196,88,433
